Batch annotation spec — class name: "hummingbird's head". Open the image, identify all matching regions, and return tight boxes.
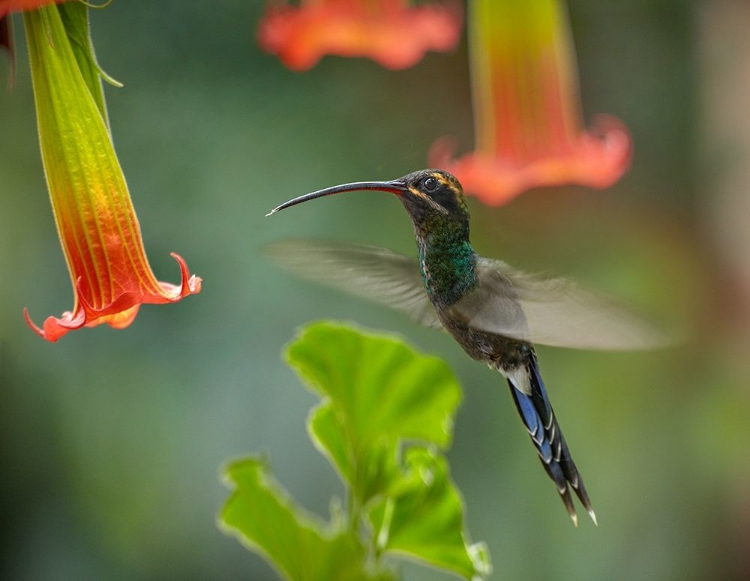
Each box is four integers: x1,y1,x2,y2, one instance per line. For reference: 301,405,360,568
267,169,469,229
394,169,468,225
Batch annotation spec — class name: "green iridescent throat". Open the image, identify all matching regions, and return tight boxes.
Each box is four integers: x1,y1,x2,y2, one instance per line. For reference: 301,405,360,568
415,216,477,308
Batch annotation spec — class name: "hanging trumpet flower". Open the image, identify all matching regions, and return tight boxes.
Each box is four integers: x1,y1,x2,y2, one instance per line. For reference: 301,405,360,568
23,4,201,342
431,0,631,205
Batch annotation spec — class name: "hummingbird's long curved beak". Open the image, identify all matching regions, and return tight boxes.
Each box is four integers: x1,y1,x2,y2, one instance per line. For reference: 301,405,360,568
266,180,407,216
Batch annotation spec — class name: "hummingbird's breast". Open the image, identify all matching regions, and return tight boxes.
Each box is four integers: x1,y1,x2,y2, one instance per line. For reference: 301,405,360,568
417,232,477,310
416,227,531,371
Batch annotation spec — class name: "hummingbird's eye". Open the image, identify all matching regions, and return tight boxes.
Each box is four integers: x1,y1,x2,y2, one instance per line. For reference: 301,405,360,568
423,176,438,193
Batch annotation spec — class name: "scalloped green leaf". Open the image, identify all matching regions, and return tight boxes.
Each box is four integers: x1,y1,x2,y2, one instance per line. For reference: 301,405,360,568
369,447,491,580
220,456,394,581
287,321,462,502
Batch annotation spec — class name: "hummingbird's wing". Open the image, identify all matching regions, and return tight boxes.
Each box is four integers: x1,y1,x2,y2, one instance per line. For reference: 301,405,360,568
449,258,672,350
264,239,442,329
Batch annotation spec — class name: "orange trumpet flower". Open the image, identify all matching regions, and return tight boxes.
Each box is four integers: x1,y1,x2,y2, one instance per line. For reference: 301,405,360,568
258,0,463,71
431,0,631,205
23,5,200,342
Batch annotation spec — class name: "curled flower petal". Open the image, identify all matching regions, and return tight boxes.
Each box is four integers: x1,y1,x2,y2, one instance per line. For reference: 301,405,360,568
431,0,632,205
23,5,200,342
24,254,203,342
258,0,463,71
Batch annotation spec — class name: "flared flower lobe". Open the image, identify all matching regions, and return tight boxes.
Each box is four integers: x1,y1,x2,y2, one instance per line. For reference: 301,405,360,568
258,0,463,71
431,116,631,206
25,254,202,342
431,0,632,205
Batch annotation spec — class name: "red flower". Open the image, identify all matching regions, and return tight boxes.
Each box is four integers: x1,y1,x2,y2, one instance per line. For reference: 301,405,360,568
431,0,631,205
23,5,200,342
258,0,463,71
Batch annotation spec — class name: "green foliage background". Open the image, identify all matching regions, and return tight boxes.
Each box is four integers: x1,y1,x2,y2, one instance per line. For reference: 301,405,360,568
1,1,748,580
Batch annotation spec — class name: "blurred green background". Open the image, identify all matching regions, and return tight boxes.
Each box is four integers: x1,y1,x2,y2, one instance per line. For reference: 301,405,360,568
1,1,749,579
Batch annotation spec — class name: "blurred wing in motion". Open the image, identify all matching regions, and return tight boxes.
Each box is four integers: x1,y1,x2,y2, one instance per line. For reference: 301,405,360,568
449,258,673,350
264,239,442,329
266,239,672,350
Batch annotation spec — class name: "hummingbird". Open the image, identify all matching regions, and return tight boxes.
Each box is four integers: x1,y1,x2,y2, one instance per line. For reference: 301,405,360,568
266,169,669,526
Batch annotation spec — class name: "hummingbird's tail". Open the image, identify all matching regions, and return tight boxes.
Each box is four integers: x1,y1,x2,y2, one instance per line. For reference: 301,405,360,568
505,352,596,526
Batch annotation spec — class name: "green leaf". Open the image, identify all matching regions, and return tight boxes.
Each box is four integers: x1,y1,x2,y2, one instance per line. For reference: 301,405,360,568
369,448,492,580
308,402,353,485
220,456,394,581
221,322,489,580
308,401,397,505
287,321,462,503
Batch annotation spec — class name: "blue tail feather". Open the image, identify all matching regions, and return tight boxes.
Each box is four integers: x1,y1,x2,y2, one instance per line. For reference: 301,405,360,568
507,351,595,525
